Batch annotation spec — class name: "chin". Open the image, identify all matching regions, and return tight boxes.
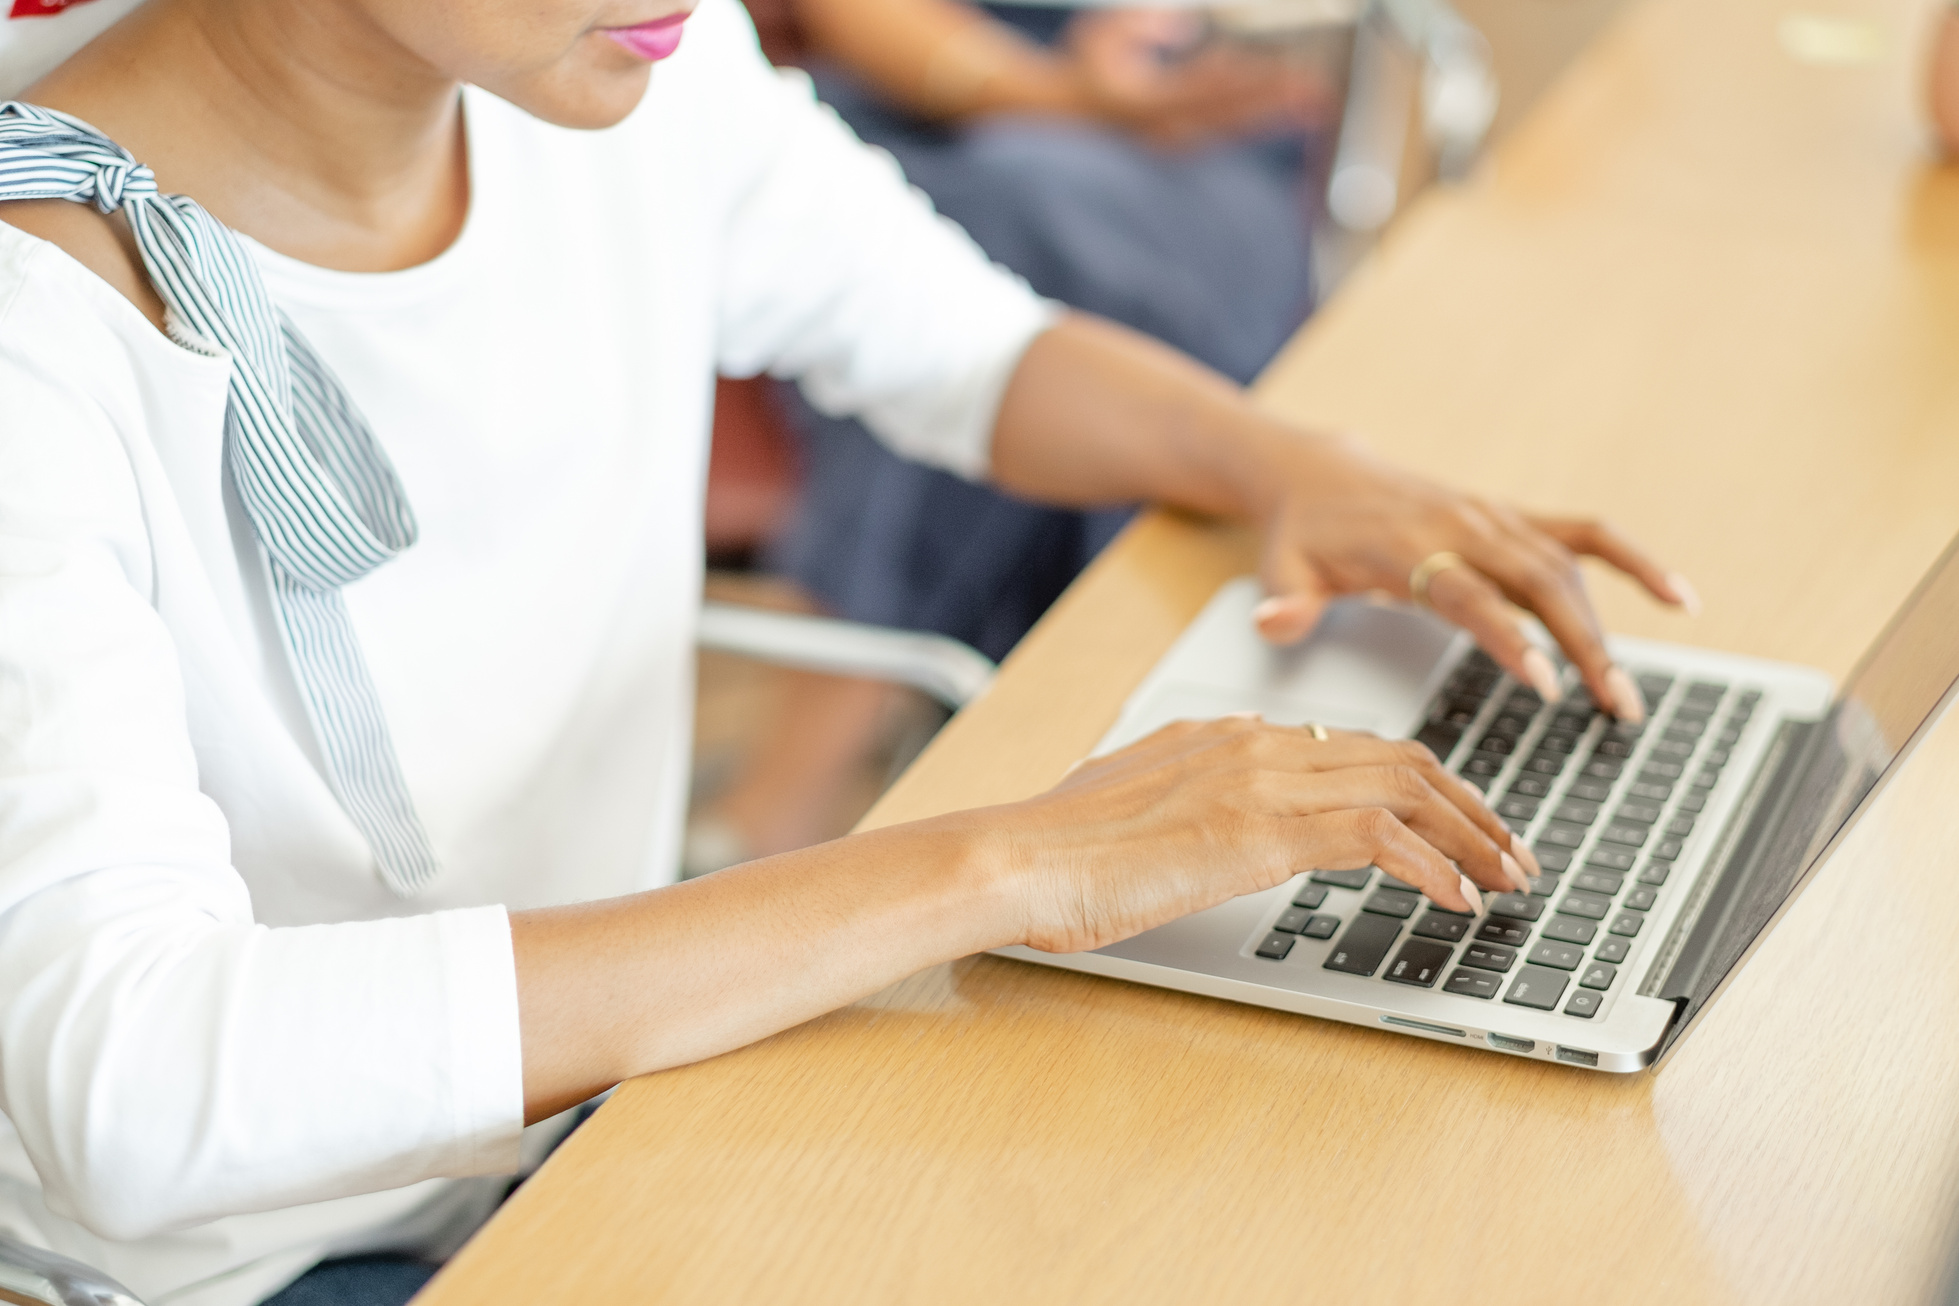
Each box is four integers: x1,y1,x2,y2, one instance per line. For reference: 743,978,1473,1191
495,60,654,131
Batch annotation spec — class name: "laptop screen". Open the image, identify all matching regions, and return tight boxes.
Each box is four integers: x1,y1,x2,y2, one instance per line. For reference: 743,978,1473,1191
1659,531,1959,1048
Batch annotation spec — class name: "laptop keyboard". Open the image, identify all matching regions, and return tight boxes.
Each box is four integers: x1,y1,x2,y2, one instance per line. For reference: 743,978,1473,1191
1251,650,1762,1020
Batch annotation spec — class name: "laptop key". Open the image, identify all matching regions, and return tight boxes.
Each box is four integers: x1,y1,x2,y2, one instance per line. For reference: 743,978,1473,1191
1677,790,1707,813
1504,965,1570,1011
1628,780,1673,802
1625,887,1658,911
1650,838,1684,862
1475,918,1531,947
1561,892,1612,920
1614,801,1662,826
1489,893,1544,921
1303,914,1341,939
1553,800,1600,826
1586,847,1635,872
1384,939,1454,988
1292,884,1330,909
1572,870,1624,896
1527,873,1561,898
1364,889,1421,919
1608,912,1645,937
1498,796,1541,821
1667,815,1697,838
1532,846,1574,872
1507,776,1551,799
1312,869,1372,890
1275,907,1316,934
1524,752,1568,775
1412,912,1471,942
1595,937,1631,963
1463,942,1518,972
1539,822,1588,849
1582,758,1624,780
1564,989,1603,1018
1599,823,1650,848
1580,962,1618,990
1256,932,1296,960
1445,968,1502,999
1324,914,1402,975
1528,941,1585,971
1543,914,1598,945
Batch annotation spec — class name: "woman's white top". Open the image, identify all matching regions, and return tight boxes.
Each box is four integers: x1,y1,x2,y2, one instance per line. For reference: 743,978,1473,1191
0,2,1053,1301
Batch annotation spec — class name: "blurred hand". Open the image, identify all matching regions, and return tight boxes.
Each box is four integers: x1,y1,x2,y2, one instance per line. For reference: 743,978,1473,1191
1060,10,1329,147
987,716,1533,955
1248,432,1697,722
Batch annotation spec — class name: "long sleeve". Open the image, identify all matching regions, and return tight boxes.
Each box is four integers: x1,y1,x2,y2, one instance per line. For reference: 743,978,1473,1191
0,252,524,1240
699,0,1059,479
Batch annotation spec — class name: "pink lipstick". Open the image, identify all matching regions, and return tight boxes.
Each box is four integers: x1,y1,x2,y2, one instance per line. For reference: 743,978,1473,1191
603,11,689,61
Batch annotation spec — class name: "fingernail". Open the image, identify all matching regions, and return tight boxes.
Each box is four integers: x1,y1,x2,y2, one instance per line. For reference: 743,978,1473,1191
1499,850,1530,893
1456,872,1483,915
1667,571,1703,617
1510,835,1541,877
1457,774,1493,809
1520,648,1563,703
1605,665,1646,724
1252,597,1289,626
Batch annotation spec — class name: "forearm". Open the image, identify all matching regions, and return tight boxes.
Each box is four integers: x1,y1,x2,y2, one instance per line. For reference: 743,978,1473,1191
511,816,1013,1122
795,0,1083,121
987,312,1312,523
1934,9,1959,156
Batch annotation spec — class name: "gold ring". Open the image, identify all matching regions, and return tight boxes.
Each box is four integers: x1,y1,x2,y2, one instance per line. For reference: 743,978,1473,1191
1306,722,1330,741
1409,551,1467,609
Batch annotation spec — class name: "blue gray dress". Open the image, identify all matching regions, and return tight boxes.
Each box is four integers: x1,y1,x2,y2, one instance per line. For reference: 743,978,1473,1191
768,10,1316,661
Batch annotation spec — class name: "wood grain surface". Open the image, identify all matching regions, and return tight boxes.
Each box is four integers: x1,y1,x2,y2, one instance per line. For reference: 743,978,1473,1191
420,0,1959,1300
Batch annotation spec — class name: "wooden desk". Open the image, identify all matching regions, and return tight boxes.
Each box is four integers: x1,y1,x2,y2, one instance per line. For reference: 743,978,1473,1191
423,0,1959,1300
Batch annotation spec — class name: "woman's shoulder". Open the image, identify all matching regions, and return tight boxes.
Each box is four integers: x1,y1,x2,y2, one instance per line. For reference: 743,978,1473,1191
0,211,226,432
0,198,165,329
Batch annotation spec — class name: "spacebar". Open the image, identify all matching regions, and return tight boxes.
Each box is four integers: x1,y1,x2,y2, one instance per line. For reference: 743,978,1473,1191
1323,914,1402,977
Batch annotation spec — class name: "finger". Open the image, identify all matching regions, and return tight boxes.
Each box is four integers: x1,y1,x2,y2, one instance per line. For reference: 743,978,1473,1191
1384,737,1537,884
1421,562,1567,707
1530,515,1701,616
1226,729,1536,888
1255,541,1334,644
1291,808,1475,913
1453,528,1635,719
1270,764,1520,895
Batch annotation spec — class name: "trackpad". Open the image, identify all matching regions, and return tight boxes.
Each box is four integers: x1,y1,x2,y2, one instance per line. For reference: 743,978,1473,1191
1098,581,1466,753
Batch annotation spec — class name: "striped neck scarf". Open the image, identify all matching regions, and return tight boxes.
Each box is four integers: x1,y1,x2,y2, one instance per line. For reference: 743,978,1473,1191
0,100,439,898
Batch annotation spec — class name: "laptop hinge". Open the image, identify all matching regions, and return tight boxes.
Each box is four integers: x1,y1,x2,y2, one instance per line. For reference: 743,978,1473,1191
1641,716,1819,1032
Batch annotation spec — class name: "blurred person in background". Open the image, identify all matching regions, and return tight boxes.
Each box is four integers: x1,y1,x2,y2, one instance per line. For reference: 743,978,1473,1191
1934,0,1959,155
690,0,1335,873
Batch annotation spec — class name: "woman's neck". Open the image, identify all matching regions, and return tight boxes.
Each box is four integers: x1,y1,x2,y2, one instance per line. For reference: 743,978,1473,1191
27,0,470,271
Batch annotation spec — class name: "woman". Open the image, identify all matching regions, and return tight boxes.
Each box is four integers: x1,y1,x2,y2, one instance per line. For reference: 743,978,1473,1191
0,0,1686,1301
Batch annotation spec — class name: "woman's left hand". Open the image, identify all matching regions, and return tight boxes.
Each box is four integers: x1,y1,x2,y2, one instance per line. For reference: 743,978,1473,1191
1247,432,1697,722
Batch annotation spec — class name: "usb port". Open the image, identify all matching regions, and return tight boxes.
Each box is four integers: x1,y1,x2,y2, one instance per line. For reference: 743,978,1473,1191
1487,1033,1534,1054
1555,1046,1599,1067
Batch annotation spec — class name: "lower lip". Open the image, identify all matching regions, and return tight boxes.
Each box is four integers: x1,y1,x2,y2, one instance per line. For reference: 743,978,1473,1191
603,14,688,61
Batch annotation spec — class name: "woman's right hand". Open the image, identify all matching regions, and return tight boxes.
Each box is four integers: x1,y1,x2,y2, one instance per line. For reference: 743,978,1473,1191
980,715,1535,956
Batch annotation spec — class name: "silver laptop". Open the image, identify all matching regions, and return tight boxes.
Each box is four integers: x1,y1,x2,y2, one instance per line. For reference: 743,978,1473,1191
995,534,1959,1071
